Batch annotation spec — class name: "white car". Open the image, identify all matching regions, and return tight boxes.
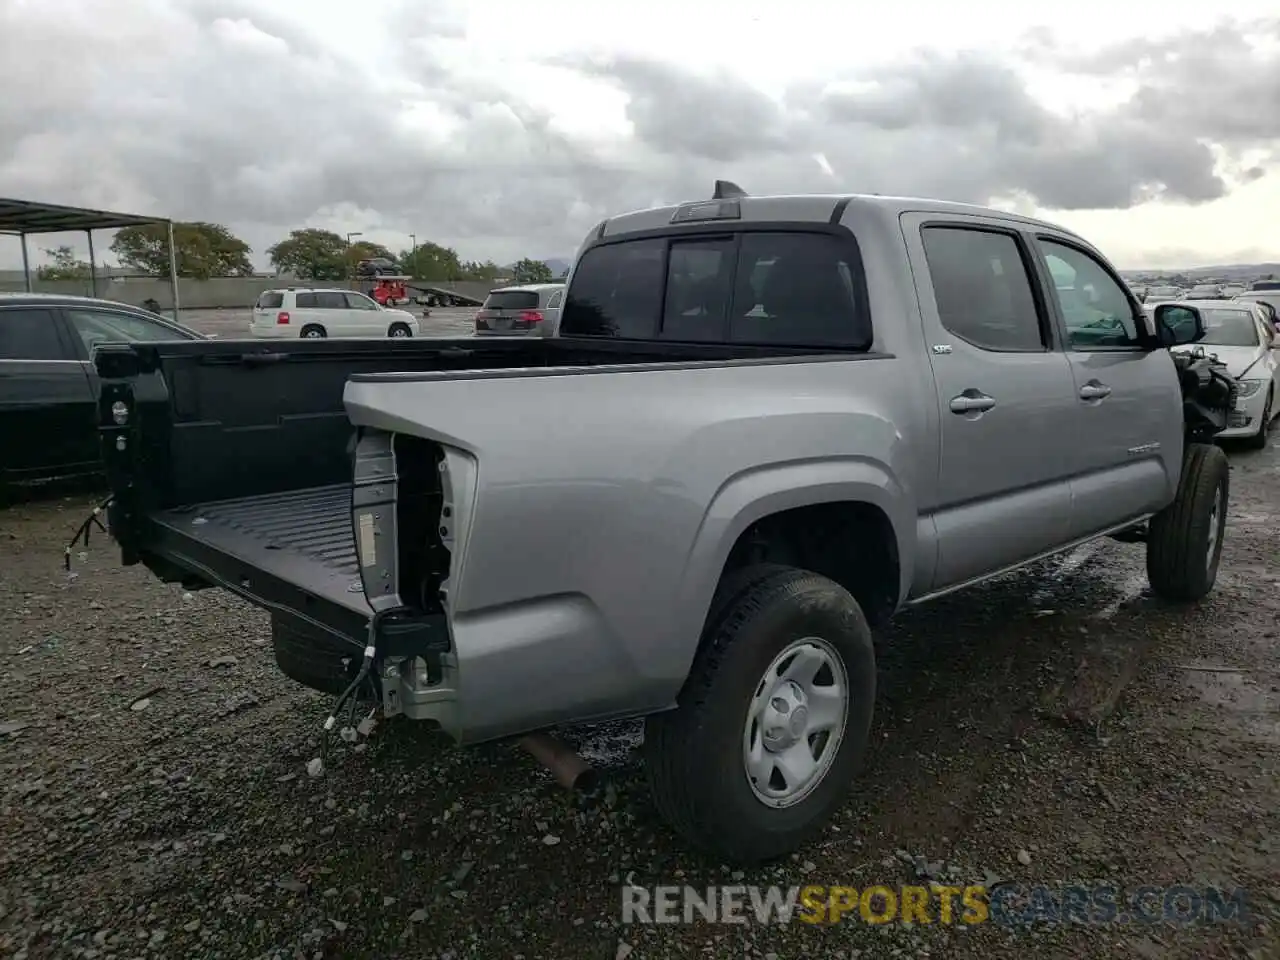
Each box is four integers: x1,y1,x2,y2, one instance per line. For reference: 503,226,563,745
1150,299,1280,447
250,288,421,339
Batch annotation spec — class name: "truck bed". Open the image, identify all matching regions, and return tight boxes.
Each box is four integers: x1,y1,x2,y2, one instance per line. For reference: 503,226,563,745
151,483,366,612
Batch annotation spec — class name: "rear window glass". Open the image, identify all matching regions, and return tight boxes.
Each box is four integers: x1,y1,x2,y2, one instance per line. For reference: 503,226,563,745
729,232,867,347
256,291,284,309
483,290,541,311
562,232,870,347
560,239,665,338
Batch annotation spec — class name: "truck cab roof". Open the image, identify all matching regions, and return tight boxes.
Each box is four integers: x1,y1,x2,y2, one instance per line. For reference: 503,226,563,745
594,192,1090,246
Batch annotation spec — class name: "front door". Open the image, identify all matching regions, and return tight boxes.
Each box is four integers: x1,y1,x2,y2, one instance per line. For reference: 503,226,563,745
903,215,1079,589
0,305,96,480
1032,236,1184,539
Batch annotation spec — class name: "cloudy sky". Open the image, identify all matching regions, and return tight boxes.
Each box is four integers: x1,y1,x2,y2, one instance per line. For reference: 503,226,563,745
2,0,1279,271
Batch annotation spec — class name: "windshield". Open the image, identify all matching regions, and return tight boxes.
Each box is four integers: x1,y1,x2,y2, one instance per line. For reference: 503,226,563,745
1199,308,1260,347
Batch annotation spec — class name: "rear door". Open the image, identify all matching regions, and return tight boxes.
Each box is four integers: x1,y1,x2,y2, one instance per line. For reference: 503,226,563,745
477,289,541,334
252,290,284,333
0,305,96,479
902,214,1079,589
312,291,354,336
1032,236,1183,539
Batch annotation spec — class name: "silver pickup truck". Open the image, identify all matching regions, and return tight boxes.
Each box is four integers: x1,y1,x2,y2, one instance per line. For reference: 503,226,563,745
94,185,1235,864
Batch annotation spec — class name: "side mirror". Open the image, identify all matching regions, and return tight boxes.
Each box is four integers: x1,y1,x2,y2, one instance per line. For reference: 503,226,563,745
1154,303,1205,347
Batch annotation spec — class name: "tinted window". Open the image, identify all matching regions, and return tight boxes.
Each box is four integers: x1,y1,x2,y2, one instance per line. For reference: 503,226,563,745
257,291,284,309
730,233,868,347
66,309,189,354
484,290,540,311
344,292,378,310
295,292,318,308
1038,240,1140,349
1251,280,1280,291
0,308,67,361
922,227,1044,352
546,289,563,309
560,239,664,338
661,238,734,341
314,292,347,309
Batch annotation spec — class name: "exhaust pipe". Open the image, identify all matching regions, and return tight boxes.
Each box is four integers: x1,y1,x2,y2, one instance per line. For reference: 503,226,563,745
518,732,597,791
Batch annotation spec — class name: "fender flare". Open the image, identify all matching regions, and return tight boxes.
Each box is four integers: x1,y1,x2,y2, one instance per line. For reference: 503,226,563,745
672,456,912,674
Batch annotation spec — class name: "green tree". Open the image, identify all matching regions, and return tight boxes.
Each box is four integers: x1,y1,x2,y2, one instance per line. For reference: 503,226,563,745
36,245,91,281
512,258,554,284
399,241,465,281
267,228,349,280
111,222,253,279
461,259,503,282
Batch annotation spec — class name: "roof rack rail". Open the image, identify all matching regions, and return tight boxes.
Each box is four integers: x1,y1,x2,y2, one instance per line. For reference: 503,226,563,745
712,180,747,200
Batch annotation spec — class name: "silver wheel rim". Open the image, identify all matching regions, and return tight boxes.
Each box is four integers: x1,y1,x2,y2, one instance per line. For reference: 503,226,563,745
304,329,322,338
391,327,408,337
743,637,848,808
1206,483,1224,573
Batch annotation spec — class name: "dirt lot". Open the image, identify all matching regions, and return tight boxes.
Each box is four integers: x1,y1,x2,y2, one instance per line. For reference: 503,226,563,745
1,440,1278,959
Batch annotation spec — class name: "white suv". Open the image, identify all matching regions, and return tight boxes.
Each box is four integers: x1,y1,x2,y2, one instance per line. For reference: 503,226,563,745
250,288,421,339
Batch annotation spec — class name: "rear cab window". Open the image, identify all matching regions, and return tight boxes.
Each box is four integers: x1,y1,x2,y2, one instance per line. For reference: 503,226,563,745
560,230,872,348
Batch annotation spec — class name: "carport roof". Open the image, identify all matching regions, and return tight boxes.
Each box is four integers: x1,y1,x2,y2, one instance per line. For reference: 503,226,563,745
0,198,168,234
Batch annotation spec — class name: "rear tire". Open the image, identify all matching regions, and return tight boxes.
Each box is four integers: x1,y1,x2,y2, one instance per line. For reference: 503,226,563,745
300,325,326,339
1243,388,1272,450
388,322,412,338
1146,442,1229,602
644,565,875,864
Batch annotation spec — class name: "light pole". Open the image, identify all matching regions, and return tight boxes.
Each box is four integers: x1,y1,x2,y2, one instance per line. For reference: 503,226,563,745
345,231,363,281
409,233,416,277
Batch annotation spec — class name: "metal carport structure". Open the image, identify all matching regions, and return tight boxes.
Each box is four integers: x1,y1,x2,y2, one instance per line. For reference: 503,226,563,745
0,198,180,319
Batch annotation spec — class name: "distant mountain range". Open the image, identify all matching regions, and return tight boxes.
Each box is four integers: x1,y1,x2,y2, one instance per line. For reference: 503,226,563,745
1120,263,1280,281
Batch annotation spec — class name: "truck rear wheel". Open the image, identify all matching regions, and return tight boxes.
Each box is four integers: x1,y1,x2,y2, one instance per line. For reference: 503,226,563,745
644,565,875,864
1146,442,1229,602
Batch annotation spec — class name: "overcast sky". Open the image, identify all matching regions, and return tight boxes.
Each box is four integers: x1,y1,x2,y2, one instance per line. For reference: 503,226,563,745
2,0,1279,271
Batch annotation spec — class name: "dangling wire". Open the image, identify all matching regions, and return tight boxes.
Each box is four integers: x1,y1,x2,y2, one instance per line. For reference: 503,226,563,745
65,496,114,571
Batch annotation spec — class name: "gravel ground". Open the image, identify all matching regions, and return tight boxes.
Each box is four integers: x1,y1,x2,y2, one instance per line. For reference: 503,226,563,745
1,439,1278,960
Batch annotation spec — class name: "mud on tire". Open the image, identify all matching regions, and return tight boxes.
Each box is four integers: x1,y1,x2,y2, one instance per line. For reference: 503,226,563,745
1146,441,1229,602
644,564,876,864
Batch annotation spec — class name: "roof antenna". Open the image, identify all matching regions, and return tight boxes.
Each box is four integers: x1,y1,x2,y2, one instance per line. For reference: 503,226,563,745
712,180,747,200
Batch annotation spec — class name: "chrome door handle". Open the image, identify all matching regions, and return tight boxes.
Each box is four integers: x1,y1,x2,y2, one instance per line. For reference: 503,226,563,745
949,392,996,414
1079,381,1112,400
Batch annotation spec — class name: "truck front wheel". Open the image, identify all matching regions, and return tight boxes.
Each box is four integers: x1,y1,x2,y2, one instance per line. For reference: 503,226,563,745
644,565,875,864
1146,441,1229,602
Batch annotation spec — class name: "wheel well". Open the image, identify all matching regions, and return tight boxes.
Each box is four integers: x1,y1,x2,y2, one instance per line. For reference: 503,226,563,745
720,502,900,628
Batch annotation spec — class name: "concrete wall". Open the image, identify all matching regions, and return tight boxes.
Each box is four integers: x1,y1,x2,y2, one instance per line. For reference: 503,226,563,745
0,277,503,309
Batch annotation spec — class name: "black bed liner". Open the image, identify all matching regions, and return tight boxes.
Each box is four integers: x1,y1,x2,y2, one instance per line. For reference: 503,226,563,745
146,484,371,644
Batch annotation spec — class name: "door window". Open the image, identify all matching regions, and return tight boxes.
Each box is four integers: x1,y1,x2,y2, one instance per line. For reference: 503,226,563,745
0,308,68,361
314,292,348,309
344,292,379,310
921,226,1046,352
1037,240,1141,349
65,309,188,355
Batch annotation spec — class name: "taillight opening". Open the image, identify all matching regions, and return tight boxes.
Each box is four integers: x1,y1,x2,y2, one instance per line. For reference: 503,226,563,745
277,311,290,324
